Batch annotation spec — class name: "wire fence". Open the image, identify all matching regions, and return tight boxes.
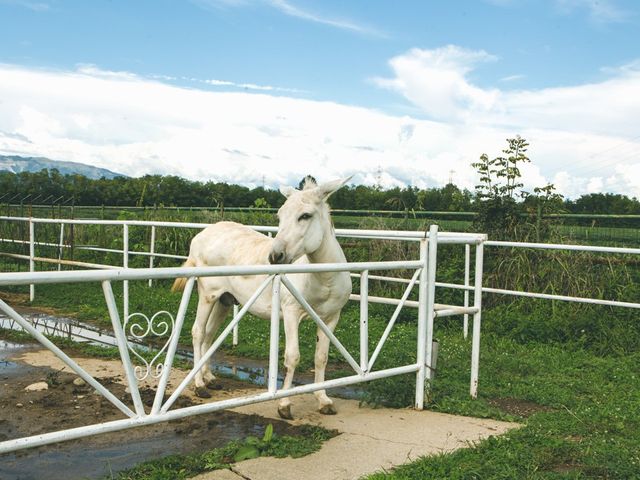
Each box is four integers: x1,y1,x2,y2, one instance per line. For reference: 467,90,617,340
2,203,640,245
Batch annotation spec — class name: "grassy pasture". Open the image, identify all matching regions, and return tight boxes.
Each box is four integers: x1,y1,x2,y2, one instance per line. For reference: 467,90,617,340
1,208,639,478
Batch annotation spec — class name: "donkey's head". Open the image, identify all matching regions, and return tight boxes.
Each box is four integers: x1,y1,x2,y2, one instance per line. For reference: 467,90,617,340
268,176,351,264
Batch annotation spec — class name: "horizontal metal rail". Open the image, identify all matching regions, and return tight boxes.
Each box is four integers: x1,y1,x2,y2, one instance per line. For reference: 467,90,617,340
0,362,419,454
349,293,479,316
0,252,120,270
0,216,487,244
0,238,188,262
434,281,640,310
485,240,640,255
0,238,64,248
0,260,424,286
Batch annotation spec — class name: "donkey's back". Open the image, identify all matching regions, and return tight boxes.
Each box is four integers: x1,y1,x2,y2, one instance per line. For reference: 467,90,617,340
189,221,273,268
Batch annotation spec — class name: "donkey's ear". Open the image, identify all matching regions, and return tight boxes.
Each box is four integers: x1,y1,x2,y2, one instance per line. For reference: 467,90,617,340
280,185,297,198
318,175,353,200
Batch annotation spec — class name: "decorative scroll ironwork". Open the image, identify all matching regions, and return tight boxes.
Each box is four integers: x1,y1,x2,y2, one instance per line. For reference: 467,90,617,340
123,311,175,381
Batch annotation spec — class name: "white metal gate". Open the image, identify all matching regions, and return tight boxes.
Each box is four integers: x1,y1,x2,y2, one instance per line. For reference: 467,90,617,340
0,221,486,453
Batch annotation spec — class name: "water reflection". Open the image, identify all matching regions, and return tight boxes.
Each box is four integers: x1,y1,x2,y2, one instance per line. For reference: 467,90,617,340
0,311,359,397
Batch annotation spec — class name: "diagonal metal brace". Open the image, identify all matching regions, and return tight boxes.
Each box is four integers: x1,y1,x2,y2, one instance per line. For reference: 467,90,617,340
0,298,136,418
280,275,363,376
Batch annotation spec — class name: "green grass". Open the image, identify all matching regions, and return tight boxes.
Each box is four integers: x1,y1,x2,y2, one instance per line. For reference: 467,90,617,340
2,206,640,478
365,336,640,479
3,281,639,478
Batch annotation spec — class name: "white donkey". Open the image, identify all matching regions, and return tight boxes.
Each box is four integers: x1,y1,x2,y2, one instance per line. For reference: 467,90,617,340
172,176,352,419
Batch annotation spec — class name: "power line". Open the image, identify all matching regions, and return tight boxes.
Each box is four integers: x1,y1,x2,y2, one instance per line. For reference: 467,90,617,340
585,133,640,159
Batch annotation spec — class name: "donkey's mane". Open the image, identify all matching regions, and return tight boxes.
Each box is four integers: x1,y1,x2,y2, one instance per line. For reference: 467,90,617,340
301,175,318,190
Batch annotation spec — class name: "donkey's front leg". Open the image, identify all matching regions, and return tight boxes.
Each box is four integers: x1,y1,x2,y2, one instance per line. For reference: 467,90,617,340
313,313,340,415
277,309,303,420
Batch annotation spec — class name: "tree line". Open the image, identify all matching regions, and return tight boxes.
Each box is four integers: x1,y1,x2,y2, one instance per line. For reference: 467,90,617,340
1,165,639,215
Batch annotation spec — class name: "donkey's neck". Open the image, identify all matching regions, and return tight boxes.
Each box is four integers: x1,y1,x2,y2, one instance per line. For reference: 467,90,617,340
306,225,345,265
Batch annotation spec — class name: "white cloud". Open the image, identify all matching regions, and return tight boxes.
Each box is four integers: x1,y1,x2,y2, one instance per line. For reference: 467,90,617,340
484,0,628,23
500,74,525,82
372,46,500,121
553,0,628,23
202,77,303,93
267,0,382,36
1,54,640,199
0,64,474,190
375,46,640,137
191,0,383,37
0,0,50,12
372,46,640,198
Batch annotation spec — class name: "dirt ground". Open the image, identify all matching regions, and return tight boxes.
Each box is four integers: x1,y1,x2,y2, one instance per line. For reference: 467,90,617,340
0,345,307,480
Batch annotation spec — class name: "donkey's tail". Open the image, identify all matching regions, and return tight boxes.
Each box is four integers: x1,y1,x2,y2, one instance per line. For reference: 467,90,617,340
171,257,196,292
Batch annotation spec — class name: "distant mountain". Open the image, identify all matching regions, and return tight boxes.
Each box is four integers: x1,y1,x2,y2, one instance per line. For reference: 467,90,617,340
0,155,125,179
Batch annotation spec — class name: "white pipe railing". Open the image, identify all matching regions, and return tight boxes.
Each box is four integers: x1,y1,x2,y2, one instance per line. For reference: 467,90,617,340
0,215,486,243
4,214,638,377
0,217,490,454
22,213,637,454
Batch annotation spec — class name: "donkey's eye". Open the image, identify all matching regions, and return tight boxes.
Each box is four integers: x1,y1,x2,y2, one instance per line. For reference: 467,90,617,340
298,213,312,221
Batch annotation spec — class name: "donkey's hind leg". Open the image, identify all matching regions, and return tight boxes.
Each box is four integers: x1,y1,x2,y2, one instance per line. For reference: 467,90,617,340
192,290,215,398
200,297,232,389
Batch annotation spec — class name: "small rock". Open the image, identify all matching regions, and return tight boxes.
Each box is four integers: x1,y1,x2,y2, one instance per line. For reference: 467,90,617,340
74,406,80,410
16,403,23,408
77,395,85,399
24,382,49,392
73,377,86,387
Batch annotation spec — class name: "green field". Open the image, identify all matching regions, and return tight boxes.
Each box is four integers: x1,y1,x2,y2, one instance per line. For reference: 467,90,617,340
1,207,639,479
3,203,640,245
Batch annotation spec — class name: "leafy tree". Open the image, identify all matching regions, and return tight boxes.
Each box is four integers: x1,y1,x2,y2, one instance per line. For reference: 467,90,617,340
472,136,562,241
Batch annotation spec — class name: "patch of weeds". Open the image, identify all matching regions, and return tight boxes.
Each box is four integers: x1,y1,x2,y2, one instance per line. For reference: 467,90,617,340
0,327,34,343
45,366,66,387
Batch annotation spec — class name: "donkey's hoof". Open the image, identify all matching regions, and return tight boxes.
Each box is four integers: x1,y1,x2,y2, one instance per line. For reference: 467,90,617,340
319,404,337,415
195,386,212,398
278,404,293,420
206,380,222,391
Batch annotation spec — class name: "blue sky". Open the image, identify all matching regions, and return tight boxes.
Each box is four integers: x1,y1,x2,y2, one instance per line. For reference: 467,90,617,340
1,0,640,197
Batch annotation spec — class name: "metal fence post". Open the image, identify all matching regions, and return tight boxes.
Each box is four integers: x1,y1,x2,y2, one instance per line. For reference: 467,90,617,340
57,223,65,271
268,275,281,393
470,241,484,398
29,219,34,302
123,224,129,322
424,225,438,383
414,237,429,409
463,243,470,339
148,225,156,287
360,270,369,373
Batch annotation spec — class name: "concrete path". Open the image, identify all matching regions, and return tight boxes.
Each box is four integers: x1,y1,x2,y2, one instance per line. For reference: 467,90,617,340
191,395,519,480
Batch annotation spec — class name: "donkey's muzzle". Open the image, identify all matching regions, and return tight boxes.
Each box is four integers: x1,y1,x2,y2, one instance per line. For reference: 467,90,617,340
268,250,286,264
